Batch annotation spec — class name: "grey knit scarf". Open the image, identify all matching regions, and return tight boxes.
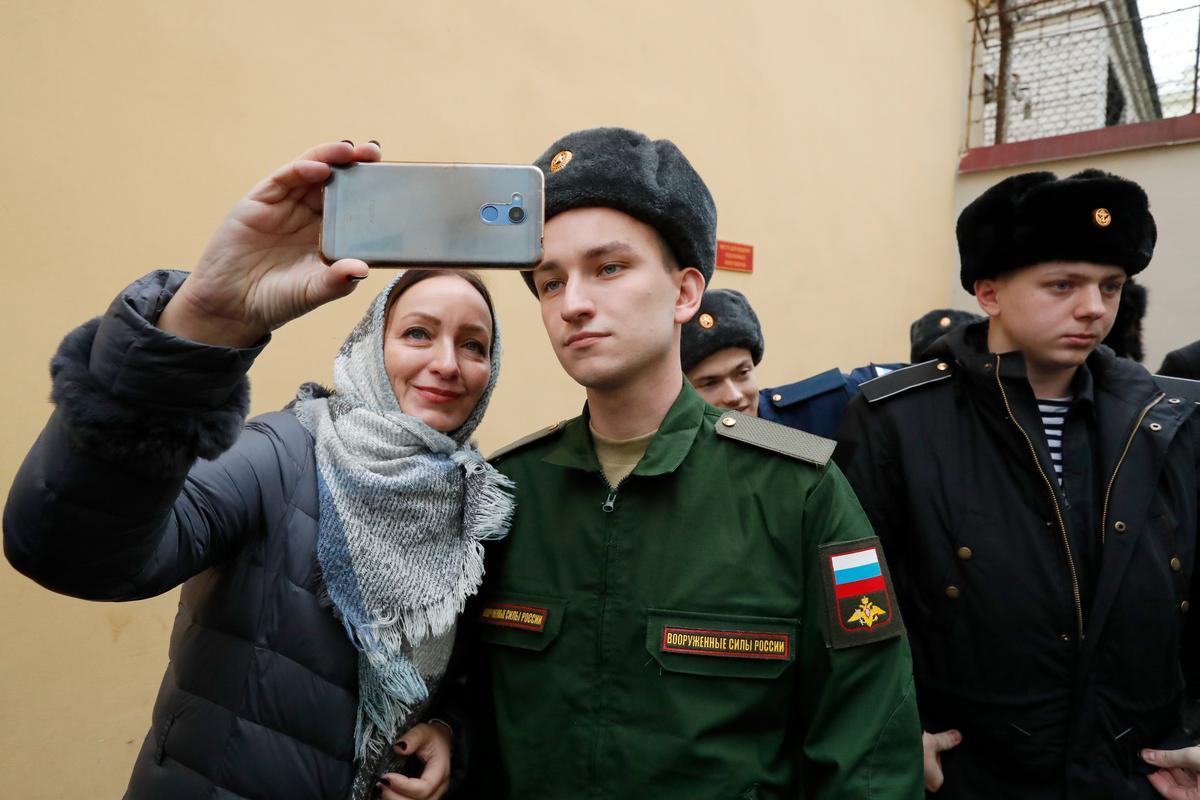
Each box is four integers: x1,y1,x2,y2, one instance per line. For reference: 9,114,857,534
292,274,514,792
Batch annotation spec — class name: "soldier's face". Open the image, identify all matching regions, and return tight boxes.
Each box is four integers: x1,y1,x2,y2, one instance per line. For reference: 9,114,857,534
686,347,760,415
531,207,704,391
975,261,1125,376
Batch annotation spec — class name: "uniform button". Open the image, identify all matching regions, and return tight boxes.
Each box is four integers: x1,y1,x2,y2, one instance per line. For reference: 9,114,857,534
1183,600,1191,613
1113,520,1127,533
939,316,952,328
936,362,949,371
1171,557,1183,572
1149,423,1163,432
945,585,960,599
721,416,737,427
772,393,782,402
957,546,973,560
1060,633,1071,642
1169,398,1182,405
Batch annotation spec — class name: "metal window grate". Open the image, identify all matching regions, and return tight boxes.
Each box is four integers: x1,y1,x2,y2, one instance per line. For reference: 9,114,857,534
966,0,1200,147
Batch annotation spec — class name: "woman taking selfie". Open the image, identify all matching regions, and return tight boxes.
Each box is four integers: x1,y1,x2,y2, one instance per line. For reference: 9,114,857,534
3,141,512,800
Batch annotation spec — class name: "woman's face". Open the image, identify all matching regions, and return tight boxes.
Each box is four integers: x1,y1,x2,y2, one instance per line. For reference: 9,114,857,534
383,275,494,433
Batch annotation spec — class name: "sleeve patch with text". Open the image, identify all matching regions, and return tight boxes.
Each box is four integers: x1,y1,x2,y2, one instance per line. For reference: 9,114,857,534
820,537,904,649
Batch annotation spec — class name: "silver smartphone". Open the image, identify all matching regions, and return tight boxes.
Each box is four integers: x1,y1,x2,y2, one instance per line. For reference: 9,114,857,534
320,161,544,268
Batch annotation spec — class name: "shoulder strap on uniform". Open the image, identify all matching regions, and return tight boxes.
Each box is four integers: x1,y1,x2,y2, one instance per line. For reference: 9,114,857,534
764,368,845,408
488,420,569,462
713,411,835,467
1154,374,1200,404
859,358,953,403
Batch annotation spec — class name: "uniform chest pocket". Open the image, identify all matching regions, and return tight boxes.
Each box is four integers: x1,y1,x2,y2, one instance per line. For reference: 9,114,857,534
476,592,567,652
645,608,799,680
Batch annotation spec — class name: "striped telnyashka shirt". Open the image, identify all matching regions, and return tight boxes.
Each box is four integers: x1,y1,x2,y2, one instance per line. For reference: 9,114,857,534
1038,396,1072,487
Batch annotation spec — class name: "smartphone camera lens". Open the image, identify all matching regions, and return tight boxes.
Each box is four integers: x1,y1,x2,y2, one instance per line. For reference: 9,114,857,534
481,205,500,222
508,206,526,223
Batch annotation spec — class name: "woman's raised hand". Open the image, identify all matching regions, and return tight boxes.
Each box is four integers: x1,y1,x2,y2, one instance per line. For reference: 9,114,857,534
157,140,381,347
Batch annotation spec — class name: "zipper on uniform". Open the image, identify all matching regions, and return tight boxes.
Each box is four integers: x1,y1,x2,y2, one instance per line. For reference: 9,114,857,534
601,475,623,512
600,469,627,513
994,354,1085,642
593,469,623,787
1100,393,1164,545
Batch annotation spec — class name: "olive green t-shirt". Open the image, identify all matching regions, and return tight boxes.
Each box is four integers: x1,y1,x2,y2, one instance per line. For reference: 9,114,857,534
589,423,657,487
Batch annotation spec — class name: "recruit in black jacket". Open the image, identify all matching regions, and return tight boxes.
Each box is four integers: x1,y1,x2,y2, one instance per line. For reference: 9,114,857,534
836,321,1200,800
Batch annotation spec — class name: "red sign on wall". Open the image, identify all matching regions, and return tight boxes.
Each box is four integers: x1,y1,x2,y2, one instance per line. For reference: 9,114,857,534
716,240,754,273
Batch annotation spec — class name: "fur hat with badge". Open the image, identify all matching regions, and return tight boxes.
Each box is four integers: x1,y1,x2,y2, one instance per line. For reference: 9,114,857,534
956,169,1156,293
522,127,717,295
680,288,764,373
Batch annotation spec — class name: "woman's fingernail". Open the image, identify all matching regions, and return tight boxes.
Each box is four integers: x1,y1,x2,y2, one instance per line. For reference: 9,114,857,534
368,139,380,147
397,740,408,752
341,139,354,145
1142,749,1156,762
348,275,367,283
379,775,392,787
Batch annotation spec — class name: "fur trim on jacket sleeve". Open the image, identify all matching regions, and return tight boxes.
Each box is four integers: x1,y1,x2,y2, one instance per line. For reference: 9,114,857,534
47,270,263,477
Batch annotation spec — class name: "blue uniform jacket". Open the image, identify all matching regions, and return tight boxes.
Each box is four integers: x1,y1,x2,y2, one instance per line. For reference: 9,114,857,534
760,364,906,439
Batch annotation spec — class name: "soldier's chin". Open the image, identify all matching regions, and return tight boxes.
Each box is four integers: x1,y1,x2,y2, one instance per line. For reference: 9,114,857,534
560,360,629,392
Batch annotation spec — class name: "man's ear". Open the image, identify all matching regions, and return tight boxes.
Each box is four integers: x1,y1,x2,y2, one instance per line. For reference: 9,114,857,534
974,278,1002,318
674,267,705,324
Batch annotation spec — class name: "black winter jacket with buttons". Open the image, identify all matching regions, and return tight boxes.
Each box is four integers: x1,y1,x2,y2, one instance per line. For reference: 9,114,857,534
836,322,1200,800
6,272,364,798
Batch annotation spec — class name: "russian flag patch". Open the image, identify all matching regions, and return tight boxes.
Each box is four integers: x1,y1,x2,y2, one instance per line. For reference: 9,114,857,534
820,537,903,649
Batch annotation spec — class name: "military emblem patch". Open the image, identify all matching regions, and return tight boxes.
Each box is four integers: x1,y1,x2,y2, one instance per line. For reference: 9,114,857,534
480,602,548,632
820,537,904,649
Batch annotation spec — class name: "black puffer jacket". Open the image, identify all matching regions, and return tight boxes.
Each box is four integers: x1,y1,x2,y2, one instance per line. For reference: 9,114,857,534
837,322,1200,799
6,271,360,798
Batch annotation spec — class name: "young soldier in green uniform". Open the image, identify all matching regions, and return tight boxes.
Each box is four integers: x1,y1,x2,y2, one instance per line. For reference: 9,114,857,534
464,127,923,799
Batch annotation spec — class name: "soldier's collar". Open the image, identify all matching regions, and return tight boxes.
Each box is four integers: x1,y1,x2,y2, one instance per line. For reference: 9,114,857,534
543,381,705,477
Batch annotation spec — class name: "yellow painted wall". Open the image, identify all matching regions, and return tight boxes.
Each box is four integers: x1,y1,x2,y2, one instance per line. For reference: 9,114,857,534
952,142,1200,369
0,2,971,795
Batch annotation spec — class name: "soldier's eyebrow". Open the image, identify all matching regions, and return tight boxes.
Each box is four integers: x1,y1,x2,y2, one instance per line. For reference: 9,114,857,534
1043,268,1127,283
691,358,753,384
534,241,638,277
582,241,636,261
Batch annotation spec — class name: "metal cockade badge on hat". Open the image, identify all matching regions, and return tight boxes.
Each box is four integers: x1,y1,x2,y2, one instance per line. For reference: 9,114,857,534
698,313,716,329
1093,207,1112,228
549,150,573,173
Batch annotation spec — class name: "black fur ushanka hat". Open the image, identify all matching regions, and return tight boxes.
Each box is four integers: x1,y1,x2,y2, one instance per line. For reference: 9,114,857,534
680,288,764,373
522,127,717,295
956,169,1156,294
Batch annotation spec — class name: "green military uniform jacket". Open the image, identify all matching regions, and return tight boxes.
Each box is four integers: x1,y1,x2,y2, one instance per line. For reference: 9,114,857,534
470,383,922,799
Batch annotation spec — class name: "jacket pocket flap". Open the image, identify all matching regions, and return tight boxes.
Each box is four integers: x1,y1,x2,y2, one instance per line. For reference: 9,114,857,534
477,593,566,652
645,608,798,679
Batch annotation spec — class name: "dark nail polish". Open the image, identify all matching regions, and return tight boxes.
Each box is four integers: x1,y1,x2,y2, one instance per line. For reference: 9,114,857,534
379,775,392,787
367,139,380,147
348,275,367,283
397,740,408,752
340,139,354,145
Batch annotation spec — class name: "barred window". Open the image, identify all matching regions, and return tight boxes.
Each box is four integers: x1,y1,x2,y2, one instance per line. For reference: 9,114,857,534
966,0,1200,147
